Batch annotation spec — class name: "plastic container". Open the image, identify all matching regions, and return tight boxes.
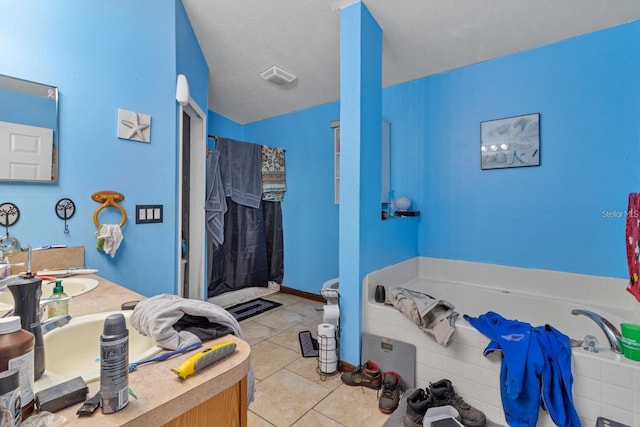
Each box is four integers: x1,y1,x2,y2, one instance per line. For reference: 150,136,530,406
100,313,129,414
0,251,10,280
422,405,462,427
0,316,35,420
621,323,640,341
388,190,396,217
47,280,69,318
0,369,20,426
619,323,640,361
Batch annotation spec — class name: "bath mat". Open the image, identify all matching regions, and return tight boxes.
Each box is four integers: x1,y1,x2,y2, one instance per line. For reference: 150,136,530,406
225,298,282,322
298,331,319,357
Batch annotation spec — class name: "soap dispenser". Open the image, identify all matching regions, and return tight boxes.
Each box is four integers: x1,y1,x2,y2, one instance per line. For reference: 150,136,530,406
47,280,68,318
6,244,46,380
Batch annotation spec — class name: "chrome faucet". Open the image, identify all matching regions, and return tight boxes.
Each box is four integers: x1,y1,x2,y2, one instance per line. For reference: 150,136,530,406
571,309,622,354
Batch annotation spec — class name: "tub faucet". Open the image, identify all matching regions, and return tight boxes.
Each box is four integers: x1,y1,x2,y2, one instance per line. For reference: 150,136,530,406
571,309,622,354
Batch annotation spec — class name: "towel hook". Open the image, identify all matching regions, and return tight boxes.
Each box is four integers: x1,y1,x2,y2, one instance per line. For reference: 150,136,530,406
55,198,76,234
91,191,127,228
0,202,20,254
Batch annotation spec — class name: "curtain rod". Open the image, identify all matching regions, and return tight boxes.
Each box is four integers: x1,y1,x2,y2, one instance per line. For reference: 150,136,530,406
206,135,285,152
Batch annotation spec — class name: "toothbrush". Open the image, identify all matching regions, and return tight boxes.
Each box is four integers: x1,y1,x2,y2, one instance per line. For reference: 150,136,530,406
128,342,202,372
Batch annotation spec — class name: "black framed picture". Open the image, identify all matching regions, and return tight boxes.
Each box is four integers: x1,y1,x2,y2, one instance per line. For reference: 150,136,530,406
481,113,540,170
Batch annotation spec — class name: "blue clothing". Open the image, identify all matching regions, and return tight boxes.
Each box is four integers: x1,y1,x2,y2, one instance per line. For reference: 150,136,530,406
464,311,580,427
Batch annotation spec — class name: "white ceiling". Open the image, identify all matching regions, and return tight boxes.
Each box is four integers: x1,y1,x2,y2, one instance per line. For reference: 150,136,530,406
182,0,640,125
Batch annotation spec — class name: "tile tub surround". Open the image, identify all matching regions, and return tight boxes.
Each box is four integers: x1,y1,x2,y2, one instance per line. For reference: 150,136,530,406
362,257,640,427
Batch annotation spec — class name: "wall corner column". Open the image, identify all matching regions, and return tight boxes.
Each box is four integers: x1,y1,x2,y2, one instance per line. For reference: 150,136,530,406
338,1,382,366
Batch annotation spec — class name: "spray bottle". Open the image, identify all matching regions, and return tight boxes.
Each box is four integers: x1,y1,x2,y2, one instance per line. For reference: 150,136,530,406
100,313,129,414
388,190,396,217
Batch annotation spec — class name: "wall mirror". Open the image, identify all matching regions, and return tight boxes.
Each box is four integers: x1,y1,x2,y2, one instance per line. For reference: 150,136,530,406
0,74,59,182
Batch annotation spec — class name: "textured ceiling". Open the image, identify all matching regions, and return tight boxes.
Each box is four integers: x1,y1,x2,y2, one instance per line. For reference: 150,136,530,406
182,0,640,124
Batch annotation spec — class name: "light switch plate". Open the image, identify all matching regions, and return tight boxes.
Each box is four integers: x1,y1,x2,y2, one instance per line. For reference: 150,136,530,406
136,205,163,224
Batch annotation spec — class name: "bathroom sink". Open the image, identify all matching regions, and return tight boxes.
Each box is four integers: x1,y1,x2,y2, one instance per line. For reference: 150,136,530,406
42,310,161,384
0,277,99,310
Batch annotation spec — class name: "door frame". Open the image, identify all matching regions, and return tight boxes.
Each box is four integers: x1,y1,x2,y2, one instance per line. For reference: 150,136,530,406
177,96,206,300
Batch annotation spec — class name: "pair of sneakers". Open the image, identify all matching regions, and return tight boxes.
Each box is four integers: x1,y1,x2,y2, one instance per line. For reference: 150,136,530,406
340,360,403,414
404,379,486,427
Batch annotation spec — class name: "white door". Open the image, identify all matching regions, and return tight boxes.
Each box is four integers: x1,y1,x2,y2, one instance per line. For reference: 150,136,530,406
0,120,53,180
177,99,206,300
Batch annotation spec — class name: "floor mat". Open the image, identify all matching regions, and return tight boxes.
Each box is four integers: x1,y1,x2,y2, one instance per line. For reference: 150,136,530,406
298,331,319,357
225,297,282,322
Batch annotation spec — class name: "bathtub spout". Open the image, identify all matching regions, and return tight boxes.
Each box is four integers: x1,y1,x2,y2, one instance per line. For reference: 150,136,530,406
571,309,622,354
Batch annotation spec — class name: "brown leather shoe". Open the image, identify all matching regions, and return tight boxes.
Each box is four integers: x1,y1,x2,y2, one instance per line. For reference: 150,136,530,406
340,360,382,389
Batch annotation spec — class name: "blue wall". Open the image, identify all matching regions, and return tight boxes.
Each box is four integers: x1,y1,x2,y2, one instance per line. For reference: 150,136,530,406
0,0,208,297
208,111,245,143
244,103,342,292
411,21,640,278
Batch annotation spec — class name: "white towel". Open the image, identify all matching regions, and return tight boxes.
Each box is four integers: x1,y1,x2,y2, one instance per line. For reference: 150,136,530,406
97,224,123,257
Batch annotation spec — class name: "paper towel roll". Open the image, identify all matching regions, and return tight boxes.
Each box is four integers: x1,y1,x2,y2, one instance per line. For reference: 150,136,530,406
322,304,340,327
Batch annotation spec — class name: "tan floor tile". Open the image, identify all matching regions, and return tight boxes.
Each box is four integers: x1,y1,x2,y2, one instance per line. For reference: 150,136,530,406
268,322,317,352
292,409,346,426
315,383,390,427
241,320,282,345
298,316,324,329
253,307,308,330
250,369,331,427
286,357,343,390
265,293,307,307
285,299,325,317
248,410,276,426
235,292,386,426
250,340,300,380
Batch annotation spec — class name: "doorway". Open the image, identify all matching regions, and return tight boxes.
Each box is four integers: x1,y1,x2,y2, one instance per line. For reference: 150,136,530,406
178,97,206,300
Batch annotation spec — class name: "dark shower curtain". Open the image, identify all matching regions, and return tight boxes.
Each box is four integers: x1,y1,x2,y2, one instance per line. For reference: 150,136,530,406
206,137,285,298
208,197,284,297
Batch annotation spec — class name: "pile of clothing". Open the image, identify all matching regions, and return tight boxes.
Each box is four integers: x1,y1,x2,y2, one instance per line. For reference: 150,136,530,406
464,311,580,427
386,287,459,347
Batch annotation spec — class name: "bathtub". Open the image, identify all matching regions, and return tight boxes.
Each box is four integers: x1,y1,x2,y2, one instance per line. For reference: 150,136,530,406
362,257,640,427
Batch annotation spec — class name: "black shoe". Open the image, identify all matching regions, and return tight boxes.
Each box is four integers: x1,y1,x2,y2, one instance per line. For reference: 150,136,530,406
378,371,402,414
429,379,486,427
403,388,433,427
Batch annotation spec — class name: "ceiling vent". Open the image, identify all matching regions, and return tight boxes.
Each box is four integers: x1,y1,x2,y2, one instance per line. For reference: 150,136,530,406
261,65,296,85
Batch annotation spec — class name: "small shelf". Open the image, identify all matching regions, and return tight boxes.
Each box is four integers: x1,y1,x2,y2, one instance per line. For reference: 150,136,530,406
381,210,420,220
395,211,420,217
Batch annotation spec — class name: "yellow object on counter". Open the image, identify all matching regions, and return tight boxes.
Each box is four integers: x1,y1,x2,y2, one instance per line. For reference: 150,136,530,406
171,341,237,379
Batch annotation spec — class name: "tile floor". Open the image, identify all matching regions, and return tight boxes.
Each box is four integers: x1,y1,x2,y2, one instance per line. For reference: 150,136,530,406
241,292,391,427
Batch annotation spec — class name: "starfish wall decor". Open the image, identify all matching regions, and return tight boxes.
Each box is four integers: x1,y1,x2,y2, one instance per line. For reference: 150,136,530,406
117,108,151,142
